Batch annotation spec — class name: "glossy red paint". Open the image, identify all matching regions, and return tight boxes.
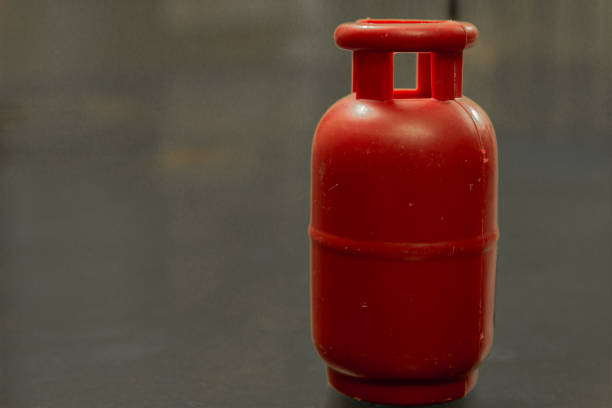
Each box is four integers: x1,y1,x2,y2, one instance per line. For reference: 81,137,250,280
310,20,499,405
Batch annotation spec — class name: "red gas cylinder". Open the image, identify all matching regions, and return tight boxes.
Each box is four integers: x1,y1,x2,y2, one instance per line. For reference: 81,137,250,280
310,20,498,405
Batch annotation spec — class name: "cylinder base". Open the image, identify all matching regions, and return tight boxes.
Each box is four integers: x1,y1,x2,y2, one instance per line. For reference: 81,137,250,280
327,368,478,406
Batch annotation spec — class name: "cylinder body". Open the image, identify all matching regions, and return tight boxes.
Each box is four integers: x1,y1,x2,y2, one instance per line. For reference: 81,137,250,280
310,87,498,403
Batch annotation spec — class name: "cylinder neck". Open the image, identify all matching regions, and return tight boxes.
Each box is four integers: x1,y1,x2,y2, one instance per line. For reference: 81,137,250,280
352,51,462,101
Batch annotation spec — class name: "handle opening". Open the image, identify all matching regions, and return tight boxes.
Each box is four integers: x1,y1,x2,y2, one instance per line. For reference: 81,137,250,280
393,53,432,99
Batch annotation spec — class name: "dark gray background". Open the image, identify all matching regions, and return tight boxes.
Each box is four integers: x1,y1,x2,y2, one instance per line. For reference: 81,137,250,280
0,1,610,407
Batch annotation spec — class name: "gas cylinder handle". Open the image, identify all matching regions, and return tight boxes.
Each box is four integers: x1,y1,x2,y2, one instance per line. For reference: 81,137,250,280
334,20,478,101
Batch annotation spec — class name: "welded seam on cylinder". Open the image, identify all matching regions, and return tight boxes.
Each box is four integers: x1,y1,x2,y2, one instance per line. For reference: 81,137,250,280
453,98,488,242
309,226,499,260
